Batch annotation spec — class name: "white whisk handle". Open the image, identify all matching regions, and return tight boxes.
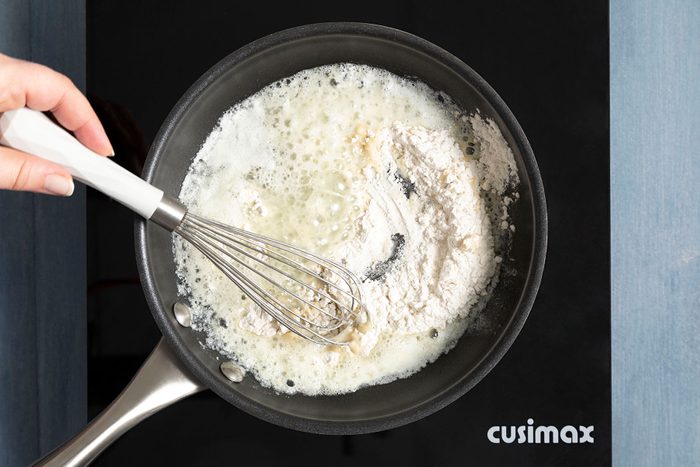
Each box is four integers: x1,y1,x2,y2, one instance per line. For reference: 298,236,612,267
0,108,164,219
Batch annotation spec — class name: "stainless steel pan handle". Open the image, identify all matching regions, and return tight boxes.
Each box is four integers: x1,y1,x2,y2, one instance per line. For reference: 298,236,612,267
35,339,206,466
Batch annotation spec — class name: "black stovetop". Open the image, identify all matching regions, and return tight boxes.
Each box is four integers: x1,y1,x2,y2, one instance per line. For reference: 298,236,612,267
86,2,610,465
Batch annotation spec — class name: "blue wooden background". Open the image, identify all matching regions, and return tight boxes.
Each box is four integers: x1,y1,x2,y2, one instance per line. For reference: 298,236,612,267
0,1,87,466
611,0,700,465
0,1,698,466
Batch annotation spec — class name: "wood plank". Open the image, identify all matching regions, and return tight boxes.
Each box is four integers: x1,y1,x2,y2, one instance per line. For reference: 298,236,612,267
0,0,87,464
611,0,700,465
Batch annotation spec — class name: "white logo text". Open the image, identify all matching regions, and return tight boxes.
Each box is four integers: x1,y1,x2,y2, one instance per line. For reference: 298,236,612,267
487,419,594,444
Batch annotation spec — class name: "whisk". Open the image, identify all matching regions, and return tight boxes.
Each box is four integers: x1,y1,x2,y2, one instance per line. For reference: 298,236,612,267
0,108,366,345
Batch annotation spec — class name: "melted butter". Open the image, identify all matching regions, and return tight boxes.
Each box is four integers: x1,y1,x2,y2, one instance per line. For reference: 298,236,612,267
239,129,374,257
175,64,479,395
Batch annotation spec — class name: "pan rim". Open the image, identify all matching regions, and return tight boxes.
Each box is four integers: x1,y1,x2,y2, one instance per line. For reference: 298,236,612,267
135,21,548,435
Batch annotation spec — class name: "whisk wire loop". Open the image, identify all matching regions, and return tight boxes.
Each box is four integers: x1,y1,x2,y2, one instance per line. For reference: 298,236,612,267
185,215,361,320
176,213,367,345
186,231,344,345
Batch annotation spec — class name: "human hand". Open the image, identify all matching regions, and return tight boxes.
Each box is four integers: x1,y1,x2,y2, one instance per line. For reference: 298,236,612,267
0,53,113,196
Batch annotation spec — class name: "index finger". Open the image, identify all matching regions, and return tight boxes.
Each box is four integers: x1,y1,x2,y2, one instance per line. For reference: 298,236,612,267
0,54,113,156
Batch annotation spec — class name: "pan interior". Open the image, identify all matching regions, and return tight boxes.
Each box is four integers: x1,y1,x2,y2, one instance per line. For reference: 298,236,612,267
139,25,541,433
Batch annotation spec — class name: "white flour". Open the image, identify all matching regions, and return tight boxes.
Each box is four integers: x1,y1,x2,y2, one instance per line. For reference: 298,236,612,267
174,64,518,395
363,123,502,336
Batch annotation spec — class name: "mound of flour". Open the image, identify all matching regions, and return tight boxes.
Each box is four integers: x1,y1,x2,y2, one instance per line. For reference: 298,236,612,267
364,123,502,334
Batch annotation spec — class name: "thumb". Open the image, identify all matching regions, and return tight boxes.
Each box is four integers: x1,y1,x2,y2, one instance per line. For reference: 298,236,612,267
0,146,74,196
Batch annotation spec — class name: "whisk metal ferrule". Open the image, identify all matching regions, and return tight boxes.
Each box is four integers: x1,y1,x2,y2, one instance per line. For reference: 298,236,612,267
150,195,188,231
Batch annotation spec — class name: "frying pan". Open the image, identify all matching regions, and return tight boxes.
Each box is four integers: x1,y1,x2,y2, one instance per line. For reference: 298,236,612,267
38,22,547,466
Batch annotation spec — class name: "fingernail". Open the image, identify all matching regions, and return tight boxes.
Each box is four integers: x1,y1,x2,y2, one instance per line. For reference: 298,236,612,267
44,174,74,196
